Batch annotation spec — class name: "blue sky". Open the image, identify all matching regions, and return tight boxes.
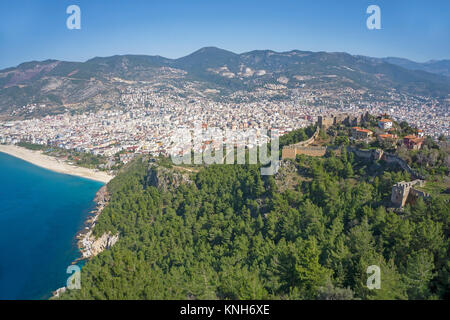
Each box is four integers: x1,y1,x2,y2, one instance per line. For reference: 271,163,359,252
0,0,449,69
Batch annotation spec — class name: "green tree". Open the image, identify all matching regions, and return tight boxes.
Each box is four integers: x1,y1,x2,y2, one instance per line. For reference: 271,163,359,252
404,249,436,300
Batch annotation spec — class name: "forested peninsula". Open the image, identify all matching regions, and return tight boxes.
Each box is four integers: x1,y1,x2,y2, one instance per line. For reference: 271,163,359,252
58,124,449,300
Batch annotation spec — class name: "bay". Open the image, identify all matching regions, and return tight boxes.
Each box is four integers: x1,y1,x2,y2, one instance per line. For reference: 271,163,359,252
0,151,103,299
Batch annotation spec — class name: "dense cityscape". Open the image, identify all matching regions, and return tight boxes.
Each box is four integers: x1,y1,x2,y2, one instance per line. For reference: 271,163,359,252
0,82,448,167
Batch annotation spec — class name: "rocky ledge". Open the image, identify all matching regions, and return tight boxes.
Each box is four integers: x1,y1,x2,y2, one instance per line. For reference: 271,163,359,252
78,231,119,259
52,287,66,299
75,185,119,260
145,163,193,192
52,185,118,299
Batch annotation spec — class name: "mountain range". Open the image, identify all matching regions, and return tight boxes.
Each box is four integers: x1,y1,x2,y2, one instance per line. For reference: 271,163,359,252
380,57,450,78
0,47,449,118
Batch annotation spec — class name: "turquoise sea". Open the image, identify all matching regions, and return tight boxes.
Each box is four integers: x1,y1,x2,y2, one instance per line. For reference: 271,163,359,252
0,152,103,300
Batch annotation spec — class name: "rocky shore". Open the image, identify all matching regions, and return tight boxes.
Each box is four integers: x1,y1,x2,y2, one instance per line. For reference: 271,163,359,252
75,185,119,260
52,185,119,298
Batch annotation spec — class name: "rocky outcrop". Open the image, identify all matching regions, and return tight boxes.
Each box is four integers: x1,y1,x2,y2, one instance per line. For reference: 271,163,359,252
79,231,119,259
75,185,119,260
52,287,66,299
51,185,117,299
145,163,192,192
93,185,109,204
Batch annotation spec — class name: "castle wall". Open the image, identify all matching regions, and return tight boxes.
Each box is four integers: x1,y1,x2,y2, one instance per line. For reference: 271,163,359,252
319,112,368,129
391,184,409,208
348,146,424,180
295,147,327,157
347,147,383,161
282,148,297,159
383,154,425,180
318,116,334,129
282,126,322,159
391,180,428,208
410,188,429,199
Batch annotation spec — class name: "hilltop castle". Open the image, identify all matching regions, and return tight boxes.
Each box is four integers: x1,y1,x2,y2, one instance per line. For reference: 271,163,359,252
318,112,370,129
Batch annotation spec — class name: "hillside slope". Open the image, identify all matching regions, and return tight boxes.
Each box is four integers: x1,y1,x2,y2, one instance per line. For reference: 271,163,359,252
57,130,449,300
1,47,449,117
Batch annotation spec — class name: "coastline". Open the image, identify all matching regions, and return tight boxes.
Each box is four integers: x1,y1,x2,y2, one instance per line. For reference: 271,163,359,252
0,144,114,183
0,144,117,299
74,185,118,262
52,185,118,299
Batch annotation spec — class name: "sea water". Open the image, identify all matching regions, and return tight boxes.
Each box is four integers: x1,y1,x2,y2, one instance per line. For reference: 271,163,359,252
0,152,103,299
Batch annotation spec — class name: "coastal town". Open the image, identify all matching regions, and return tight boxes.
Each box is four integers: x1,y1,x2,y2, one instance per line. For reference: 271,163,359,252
1,0,450,304
0,83,448,168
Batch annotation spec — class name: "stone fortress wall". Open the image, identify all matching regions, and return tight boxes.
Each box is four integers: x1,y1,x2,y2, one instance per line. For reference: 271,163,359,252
282,126,327,159
383,153,426,180
391,179,429,208
318,112,370,130
346,147,425,180
347,147,429,208
281,113,429,208
283,112,371,160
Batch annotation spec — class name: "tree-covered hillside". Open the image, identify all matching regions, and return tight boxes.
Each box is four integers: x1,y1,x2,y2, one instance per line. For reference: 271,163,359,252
59,136,449,300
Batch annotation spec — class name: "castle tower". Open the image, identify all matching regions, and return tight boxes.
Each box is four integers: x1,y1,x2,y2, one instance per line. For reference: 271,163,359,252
318,115,334,129
391,182,412,208
391,180,425,208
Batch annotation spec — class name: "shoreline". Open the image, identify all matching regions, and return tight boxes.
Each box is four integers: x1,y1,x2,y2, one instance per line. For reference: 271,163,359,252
0,144,114,183
0,144,116,299
74,184,117,262
53,185,117,299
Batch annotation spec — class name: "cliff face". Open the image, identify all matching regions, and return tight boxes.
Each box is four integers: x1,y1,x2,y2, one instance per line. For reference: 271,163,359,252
145,164,193,192
76,185,119,259
79,231,119,259
94,185,109,204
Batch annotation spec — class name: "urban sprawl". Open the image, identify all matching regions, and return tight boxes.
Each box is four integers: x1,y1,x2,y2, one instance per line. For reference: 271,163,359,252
1,84,448,167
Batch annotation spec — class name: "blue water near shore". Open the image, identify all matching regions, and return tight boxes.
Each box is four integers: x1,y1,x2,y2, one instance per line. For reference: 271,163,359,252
0,152,103,300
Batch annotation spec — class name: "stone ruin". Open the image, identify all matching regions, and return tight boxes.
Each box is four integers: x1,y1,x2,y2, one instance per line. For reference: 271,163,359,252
391,180,429,208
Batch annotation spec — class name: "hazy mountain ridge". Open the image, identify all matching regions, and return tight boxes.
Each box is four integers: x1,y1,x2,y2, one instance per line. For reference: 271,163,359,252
1,47,449,118
381,57,450,78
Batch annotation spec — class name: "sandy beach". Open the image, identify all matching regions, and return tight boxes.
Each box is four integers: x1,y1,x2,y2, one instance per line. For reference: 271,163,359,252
0,144,114,183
